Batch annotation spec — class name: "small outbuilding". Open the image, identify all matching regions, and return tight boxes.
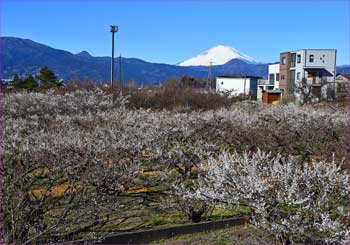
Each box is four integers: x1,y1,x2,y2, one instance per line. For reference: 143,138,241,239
262,90,282,104
216,75,262,98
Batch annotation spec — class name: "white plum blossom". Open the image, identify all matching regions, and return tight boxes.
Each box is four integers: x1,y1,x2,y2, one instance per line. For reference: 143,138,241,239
190,150,350,244
3,89,350,243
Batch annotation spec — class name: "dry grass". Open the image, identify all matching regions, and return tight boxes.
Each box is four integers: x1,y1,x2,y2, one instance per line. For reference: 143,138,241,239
150,225,277,244
30,184,81,199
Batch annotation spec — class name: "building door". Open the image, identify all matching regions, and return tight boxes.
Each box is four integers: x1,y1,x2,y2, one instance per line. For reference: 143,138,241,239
268,94,280,104
308,72,316,85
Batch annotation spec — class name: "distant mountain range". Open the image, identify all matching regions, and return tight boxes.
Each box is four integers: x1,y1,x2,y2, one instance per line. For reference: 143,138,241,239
1,37,349,85
337,65,350,75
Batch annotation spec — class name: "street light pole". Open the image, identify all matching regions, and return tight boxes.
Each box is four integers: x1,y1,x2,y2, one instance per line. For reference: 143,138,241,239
110,25,118,89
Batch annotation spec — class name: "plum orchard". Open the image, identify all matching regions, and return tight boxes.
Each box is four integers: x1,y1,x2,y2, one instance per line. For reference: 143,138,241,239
175,151,350,244
3,89,350,243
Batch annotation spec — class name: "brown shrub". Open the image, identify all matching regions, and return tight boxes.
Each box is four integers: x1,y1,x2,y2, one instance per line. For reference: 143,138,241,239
51,78,242,111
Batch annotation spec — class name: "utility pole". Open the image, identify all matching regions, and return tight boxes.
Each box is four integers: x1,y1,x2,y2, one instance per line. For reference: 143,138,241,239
110,25,118,89
243,73,247,100
207,59,215,91
240,72,247,100
119,53,122,85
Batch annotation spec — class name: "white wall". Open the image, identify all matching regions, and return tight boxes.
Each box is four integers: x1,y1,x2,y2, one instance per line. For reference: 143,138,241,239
268,64,279,74
304,50,336,69
268,64,280,88
216,77,251,95
257,86,263,100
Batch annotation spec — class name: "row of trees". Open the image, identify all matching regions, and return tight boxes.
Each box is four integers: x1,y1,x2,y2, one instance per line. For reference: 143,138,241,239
10,66,63,90
9,71,211,92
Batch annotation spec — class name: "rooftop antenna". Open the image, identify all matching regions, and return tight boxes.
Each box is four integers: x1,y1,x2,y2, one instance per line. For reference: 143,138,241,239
207,59,215,90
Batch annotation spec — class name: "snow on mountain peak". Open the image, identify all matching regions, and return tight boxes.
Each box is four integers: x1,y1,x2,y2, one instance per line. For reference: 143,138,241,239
177,45,256,66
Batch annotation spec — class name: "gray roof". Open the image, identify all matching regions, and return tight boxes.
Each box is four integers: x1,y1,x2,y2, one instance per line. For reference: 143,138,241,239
217,75,263,79
281,49,337,53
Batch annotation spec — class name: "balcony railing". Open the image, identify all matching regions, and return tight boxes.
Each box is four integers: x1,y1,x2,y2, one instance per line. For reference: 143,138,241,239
258,79,273,85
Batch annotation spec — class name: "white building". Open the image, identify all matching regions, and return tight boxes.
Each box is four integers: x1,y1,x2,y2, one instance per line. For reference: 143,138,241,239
216,75,261,97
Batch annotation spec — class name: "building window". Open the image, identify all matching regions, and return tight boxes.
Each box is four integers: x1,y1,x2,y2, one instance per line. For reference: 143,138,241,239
297,54,301,63
276,73,280,81
309,54,314,62
269,74,275,84
282,57,286,65
291,53,296,67
290,70,296,82
281,75,285,80
289,75,295,92
297,72,301,80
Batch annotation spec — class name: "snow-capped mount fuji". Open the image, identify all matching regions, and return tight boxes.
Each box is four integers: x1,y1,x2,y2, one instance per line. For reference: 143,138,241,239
177,45,256,66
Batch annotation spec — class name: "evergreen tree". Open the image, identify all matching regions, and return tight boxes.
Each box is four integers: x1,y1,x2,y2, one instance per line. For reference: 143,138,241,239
12,74,39,91
37,66,61,89
23,75,38,91
12,73,23,89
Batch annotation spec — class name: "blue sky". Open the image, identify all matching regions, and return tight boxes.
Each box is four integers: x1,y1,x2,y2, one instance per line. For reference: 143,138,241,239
1,0,350,65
